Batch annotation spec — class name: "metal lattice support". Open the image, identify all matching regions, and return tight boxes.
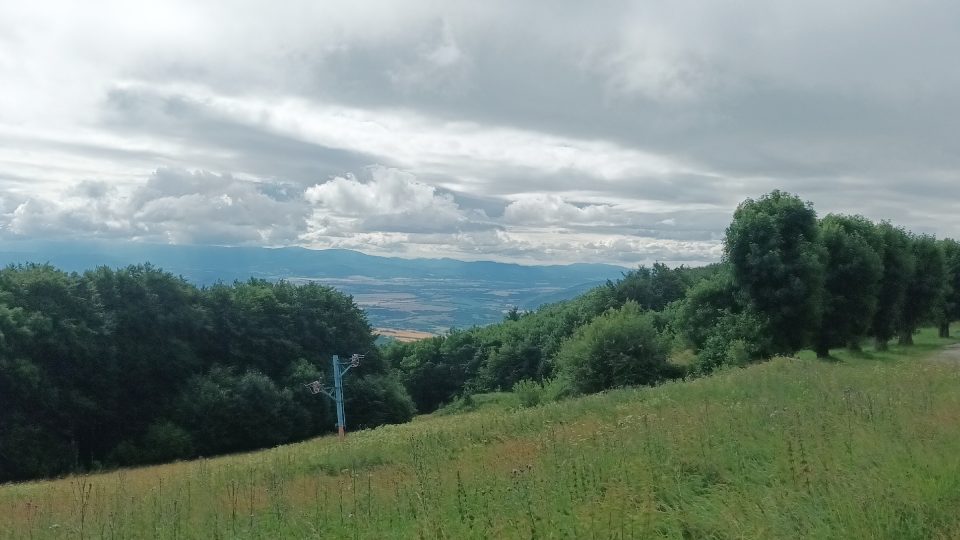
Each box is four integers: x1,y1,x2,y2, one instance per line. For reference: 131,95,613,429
305,354,362,439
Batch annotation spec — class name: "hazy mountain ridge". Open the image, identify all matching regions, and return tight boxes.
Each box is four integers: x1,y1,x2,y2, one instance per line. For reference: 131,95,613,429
0,241,629,332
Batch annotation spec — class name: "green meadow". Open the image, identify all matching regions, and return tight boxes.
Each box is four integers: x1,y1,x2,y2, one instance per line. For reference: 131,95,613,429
2,328,958,539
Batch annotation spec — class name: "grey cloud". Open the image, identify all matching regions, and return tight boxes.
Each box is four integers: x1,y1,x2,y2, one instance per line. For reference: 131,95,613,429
191,1,958,193
70,180,115,199
101,87,386,186
2,1,960,263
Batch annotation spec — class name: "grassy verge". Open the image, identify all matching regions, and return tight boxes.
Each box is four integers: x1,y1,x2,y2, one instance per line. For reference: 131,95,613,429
1,328,958,539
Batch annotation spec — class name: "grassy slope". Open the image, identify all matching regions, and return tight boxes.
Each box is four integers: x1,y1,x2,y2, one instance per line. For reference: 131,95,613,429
2,329,959,539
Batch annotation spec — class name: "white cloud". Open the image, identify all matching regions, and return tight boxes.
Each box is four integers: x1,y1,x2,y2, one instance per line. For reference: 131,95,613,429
503,194,614,226
303,166,487,235
5,168,308,245
305,167,459,216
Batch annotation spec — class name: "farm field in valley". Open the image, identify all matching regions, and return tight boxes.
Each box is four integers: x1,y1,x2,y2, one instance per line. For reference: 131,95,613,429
1,328,958,539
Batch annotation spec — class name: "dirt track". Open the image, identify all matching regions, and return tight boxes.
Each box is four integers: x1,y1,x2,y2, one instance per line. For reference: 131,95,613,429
931,343,960,362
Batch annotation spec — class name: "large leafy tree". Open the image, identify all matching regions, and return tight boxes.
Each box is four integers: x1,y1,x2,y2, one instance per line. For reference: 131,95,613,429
939,238,960,337
386,337,466,413
677,268,739,351
724,190,825,355
898,235,946,345
870,223,914,350
609,262,690,311
813,215,883,357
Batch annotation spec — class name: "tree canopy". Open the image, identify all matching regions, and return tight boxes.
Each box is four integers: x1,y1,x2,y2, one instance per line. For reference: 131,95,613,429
724,190,825,355
0,265,413,483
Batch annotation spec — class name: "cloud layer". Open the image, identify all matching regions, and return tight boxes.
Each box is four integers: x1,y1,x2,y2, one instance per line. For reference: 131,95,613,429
1,1,958,265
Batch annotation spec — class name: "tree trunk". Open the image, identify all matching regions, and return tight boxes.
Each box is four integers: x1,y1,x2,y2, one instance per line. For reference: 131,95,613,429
898,331,914,346
875,337,889,351
939,321,950,338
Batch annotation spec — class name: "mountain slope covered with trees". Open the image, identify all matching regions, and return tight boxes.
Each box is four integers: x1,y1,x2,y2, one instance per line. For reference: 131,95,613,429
0,267,412,482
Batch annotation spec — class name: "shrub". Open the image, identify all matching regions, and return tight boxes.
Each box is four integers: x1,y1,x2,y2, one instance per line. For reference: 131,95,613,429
344,374,416,429
139,422,194,464
694,310,767,373
513,379,542,407
541,375,575,402
555,302,669,394
174,367,305,456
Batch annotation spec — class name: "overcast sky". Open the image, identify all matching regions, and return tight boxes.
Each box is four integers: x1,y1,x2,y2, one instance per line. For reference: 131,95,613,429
1,1,958,266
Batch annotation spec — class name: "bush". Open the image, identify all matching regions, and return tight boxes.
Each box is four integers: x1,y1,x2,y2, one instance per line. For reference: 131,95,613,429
694,310,767,373
555,302,670,394
344,374,416,429
174,367,305,456
541,375,575,402
137,422,194,465
513,379,542,407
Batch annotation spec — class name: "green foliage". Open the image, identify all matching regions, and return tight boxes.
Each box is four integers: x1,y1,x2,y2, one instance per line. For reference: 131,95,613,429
725,190,825,355
433,392,517,416
555,302,670,394
387,263,715,410
693,309,769,373
540,374,575,402
938,238,960,335
871,223,915,347
175,367,305,455
126,421,195,465
512,379,543,407
382,328,486,413
386,286,618,411
512,376,574,408
814,215,883,356
0,264,413,482
676,266,738,350
607,262,691,311
899,235,946,344
343,374,416,429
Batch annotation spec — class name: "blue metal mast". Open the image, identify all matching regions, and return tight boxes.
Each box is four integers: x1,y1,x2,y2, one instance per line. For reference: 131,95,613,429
306,354,361,439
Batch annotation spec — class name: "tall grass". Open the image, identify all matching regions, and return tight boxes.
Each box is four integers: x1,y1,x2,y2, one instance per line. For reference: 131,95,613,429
1,328,958,538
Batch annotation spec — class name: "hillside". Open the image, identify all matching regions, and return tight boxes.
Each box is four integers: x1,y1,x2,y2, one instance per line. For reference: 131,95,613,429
2,329,958,539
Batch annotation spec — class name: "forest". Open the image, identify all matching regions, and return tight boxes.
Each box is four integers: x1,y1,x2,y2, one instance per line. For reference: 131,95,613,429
0,271,413,483
2,190,959,483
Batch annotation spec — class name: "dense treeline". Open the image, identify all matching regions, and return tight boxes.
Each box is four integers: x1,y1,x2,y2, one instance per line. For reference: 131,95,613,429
382,263,716,412
0,265,413,482
386,191,960,413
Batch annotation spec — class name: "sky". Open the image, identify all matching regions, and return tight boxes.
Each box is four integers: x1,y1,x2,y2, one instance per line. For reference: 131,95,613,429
1,1,958,266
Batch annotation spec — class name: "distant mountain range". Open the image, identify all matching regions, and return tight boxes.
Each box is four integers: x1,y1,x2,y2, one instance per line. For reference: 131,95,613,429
0,241,630,332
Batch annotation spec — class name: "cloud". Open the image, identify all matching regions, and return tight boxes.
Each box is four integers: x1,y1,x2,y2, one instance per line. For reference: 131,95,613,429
1,0,960,265
503,195,614,226
5,168,309,245
303,166,492,235
388,19,472,94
